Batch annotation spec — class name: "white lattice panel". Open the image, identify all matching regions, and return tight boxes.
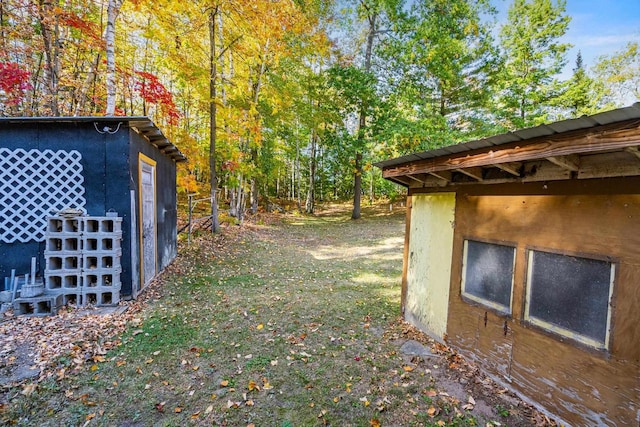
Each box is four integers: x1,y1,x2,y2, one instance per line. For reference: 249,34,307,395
0,148,86,243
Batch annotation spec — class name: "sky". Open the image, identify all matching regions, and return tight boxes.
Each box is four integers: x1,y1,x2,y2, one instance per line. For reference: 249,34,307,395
495,0,640,78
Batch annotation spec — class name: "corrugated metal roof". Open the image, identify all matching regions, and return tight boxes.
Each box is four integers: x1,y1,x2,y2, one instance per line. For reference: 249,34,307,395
0,116,187,162
374,103,640,169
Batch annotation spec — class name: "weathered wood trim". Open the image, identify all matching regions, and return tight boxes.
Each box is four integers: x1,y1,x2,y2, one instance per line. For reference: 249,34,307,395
382,122,640,178
401,195,412,317
578,152,640,179
546,154,580,171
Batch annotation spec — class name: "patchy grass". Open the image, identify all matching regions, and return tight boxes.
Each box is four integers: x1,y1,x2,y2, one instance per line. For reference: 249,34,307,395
1,203,552,426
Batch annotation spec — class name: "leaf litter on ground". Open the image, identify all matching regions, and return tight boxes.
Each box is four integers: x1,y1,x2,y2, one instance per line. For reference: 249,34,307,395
0,203,557,426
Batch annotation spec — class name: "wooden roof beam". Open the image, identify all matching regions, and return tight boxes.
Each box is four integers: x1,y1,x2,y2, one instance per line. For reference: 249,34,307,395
407,174,427,184
546,155,580,171
428,171,452,183
494,162,521,177
455,167,483,181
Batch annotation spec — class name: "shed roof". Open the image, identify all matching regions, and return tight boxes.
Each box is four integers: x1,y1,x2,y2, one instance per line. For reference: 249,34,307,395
375,103,640,188
0,116,187,163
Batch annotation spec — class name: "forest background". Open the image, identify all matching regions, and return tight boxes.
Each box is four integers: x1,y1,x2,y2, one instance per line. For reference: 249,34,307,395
1,0,638,222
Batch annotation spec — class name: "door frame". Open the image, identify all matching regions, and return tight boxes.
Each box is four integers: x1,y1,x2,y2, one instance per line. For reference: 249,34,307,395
138,153,157,289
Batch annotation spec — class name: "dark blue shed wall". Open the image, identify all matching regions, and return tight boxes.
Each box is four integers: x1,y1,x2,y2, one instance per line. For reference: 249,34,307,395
0,122,131,291
0,120,179,297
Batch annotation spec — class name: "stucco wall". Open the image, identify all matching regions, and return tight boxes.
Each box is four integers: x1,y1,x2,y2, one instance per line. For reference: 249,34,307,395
404,193,456,341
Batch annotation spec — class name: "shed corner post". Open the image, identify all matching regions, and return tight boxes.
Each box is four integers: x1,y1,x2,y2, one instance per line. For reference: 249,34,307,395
401,194,412,318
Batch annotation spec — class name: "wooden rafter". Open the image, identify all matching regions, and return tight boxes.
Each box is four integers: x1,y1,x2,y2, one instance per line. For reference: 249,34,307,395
625,146,640,160
546,155,580,172
407,175,426,184
494,162,521,177
455,167,483,181
428,171,452,183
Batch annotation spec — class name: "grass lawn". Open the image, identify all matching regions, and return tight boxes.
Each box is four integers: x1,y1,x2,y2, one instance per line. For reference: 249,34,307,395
0,203,551,426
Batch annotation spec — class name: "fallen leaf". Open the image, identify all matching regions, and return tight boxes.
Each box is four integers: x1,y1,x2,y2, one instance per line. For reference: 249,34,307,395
155,402,165,412
248,380,258,391
427,406,437,417
86,413,96,421
220,380,229,387
370,419,381,427
403,366,414,372
256,324,264,330
204,405,213,414
174,407,182,413
21,383,36,396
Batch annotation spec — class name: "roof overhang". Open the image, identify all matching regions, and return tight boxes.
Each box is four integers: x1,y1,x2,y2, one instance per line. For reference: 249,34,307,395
0,116,187,163
375,103,640,189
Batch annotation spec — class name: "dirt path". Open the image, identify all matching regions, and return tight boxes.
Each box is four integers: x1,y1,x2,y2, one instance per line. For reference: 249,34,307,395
1,203,551,426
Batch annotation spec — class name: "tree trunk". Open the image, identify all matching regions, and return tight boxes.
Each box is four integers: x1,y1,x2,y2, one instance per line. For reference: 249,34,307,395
208,8,221,232
295,130,301,212
105,0,123,115
250,177,259,214
352,152,362,220
305,131,317,214
37,0,59,115
352,10,377,220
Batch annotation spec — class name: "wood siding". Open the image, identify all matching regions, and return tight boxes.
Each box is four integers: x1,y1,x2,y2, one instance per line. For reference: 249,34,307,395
423,179,640,426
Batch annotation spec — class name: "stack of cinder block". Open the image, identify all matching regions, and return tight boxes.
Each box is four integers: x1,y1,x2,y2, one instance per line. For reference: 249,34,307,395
44,215,122,307
81,216,122,306
44,216,83,306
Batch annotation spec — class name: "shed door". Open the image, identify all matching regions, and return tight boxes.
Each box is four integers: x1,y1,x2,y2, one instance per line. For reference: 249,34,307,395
139,155,157,288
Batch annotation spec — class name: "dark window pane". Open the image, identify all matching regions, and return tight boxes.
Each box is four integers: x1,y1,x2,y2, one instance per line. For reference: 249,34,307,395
463,240,515,311
528,251,612,345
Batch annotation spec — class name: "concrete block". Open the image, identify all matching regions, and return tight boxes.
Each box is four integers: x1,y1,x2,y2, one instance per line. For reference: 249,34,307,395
47,217,82,234
46,273,82,290
45,255,81,271
13,293,64,316
83,268,122,288
83,218,122,234
83,287,120,306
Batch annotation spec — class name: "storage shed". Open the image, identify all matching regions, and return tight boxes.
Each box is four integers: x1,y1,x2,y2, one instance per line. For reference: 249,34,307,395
376,104,640,426
0,117,186,302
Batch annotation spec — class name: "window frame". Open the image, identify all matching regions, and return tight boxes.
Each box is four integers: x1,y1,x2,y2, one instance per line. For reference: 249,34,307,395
461,238,517,316
523,248,616,351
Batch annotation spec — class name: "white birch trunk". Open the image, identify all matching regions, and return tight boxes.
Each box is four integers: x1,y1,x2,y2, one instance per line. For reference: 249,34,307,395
105,0,123,115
